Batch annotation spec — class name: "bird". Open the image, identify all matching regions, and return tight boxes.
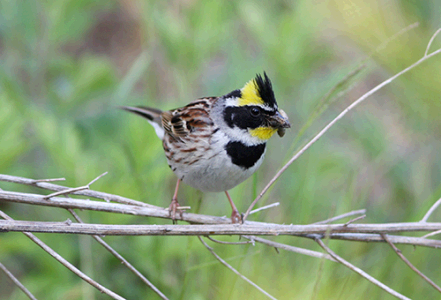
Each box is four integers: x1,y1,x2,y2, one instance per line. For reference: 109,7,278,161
120,72,290,223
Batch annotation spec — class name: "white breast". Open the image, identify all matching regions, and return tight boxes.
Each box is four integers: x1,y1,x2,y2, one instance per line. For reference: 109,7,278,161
166,130,266,192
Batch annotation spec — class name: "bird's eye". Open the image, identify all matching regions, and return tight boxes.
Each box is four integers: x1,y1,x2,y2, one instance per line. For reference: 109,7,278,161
249,107,260,117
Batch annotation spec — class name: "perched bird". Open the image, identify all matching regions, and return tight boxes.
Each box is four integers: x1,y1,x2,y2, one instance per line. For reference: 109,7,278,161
121,72,290,223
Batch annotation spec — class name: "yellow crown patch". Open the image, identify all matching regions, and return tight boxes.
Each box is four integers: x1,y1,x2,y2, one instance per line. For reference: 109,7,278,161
238,79,264,106
249,127,277,140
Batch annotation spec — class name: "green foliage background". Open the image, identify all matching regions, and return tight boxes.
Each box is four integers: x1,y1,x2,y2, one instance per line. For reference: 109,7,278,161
1,0,441,299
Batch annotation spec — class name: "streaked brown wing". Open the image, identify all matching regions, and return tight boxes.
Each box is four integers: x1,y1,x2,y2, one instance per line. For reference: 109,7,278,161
161,97,216,142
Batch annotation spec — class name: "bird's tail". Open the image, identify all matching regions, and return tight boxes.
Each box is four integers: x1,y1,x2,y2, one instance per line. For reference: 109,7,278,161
119,106,162,124
119,106,165,139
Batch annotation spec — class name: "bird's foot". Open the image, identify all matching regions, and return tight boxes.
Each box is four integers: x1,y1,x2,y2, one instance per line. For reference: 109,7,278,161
231,209,243,224
167,198,189,224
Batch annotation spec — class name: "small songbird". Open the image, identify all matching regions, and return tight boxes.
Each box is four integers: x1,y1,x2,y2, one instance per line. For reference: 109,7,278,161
120,72,290,223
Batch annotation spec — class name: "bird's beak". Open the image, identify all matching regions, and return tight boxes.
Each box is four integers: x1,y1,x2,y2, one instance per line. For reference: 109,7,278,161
268,109,290,137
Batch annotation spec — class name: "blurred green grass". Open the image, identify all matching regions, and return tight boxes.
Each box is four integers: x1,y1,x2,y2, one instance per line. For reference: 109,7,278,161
1,0,441,299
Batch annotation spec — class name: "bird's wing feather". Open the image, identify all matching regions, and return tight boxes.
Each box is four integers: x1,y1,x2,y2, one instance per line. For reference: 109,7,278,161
162,98,216,142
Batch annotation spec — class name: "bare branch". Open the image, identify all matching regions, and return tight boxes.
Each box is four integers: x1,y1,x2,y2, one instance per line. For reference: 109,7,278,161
313,209,367,225
0,190,238,224
343,215,366,226
32,177,66,183
242,236,336,261
425,28,441,56
376,22,419,52
43,186,90,200
88,172,108,186
0,211,125,300
2,189,441,247
0,262,38,300
67,209,169,300
315,238,411,300
43,172,107,200
421,229,441,239
382,234,441,293
198,237,277,300
249,202,280,215
206,236,254,245
243,33,441,221
421,197,441,222
0,174,155,208
330,233,441,248
2,219,441,237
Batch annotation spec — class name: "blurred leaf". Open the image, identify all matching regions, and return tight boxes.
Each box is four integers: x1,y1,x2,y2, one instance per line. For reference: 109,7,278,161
0,95,29,170
115,51,151,101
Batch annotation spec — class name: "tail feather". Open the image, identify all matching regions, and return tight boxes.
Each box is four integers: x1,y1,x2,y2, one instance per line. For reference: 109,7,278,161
119,106,165,139
119,106,162,124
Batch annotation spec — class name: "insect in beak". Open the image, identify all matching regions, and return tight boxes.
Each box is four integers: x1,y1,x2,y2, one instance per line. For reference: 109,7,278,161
268,109,290,137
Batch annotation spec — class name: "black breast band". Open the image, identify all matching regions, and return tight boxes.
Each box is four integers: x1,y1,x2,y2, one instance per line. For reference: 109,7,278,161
224,141,266,169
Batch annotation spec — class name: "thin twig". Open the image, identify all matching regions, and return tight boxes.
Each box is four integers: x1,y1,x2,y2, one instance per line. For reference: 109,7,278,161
421,229,441,239
249,202,280,215
88,172,108,185
0,210,125,300
167,206,191,211
313,209,367,225
376,22,419,52
381,234,441,293
206,236,254,245
242,236,336,261
330,233,441,248
0,262,38,300
425,27,441,56
43,172,107,200
32,177,66,183
67,209,169,300
198,236,277,300
243,32,441,221
343,215,366,226
0,174,155,208
43,186,89,200
315,238,411,300
421,197,441,222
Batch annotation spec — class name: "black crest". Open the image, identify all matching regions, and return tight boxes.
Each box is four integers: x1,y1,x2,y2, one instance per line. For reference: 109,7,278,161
255,72,277,108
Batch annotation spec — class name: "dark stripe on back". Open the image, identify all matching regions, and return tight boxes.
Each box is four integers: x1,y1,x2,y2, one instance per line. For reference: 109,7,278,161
225,141,265,169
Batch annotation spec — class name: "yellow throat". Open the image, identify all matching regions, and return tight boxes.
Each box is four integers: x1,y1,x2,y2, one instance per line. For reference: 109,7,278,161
249,127,277,140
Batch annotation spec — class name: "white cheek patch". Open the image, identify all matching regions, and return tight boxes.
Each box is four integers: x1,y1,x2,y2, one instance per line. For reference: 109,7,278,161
148,120,165,140
221,125,264,146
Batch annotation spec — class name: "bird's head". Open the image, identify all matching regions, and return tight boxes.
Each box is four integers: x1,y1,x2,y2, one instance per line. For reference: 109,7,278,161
219,72,291,145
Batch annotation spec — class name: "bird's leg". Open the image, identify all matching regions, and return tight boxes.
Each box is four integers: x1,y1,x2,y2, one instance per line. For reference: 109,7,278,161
168,179,183,223
225,191,242,223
